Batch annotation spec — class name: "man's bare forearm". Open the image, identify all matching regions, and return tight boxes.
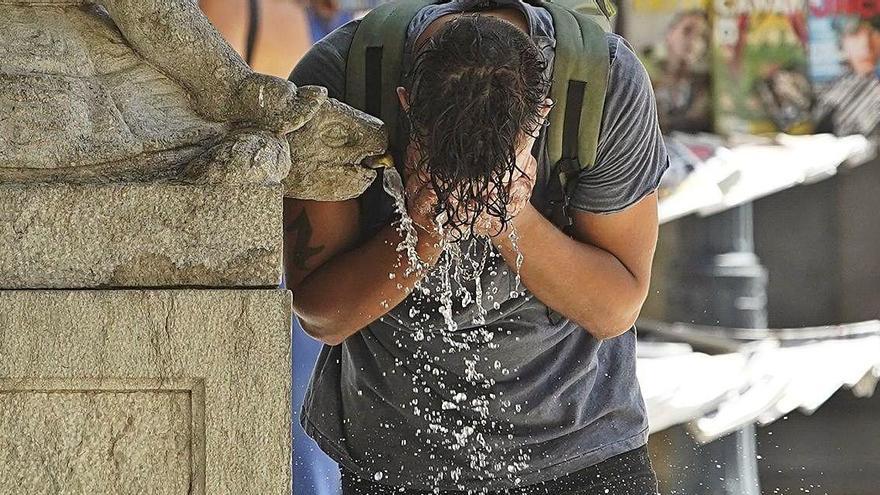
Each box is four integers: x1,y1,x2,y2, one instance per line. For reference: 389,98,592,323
492,205,648,339
293,222,443,345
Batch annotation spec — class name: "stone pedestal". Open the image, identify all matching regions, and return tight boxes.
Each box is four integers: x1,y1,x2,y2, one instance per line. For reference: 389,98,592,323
0,289,291,494
0,0,386,491
0,182,292,494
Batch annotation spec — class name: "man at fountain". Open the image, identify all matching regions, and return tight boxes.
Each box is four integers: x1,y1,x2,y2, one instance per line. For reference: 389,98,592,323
285,0,668,493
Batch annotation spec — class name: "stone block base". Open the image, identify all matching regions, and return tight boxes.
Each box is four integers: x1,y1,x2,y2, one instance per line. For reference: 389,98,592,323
0,289,292,494
0,183,283,289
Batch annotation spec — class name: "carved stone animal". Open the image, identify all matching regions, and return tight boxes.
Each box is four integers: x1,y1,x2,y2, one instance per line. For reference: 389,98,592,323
284,96,387,201
0,0,386,200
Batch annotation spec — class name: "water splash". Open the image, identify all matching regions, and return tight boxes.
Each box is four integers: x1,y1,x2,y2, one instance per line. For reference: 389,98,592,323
380,165,532,491
382,165,430,278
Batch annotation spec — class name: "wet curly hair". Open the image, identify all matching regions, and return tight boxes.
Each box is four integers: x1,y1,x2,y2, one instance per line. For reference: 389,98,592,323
402,14,550,238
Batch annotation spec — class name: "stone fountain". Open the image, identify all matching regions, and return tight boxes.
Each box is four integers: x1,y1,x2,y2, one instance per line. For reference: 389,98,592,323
0,1,385,493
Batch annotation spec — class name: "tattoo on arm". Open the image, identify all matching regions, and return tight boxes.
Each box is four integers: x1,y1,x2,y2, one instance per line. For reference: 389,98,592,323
285,209,325,272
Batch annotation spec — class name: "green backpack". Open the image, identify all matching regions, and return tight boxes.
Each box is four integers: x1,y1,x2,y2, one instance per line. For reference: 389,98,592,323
345,0,615,225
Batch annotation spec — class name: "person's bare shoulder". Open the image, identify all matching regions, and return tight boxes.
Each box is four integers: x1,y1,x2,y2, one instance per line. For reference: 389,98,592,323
253,0,313,78
200,0,249,55
200,0,312,79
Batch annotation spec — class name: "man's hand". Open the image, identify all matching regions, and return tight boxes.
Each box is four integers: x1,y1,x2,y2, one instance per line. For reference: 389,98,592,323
404,160,442,233
473,98,551,237
401,144,454,250
489,191,660,340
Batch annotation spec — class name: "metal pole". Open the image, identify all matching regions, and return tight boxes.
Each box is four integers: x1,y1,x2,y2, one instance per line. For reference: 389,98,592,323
661,203,766,495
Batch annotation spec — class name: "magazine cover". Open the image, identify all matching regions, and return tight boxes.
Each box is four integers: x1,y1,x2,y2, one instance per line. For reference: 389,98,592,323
620,0,713,133
807,1,880,136
712,0,814,136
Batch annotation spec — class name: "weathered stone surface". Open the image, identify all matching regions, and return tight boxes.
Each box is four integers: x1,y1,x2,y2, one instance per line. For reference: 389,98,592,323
0,289,292,495
1,390,192,494
0,183,283,289
0,1,311,185
0,0,387,200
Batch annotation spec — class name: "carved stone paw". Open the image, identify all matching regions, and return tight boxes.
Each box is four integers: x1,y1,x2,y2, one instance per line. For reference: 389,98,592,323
284,98,387,201
234,74,328,134
185,129,292,186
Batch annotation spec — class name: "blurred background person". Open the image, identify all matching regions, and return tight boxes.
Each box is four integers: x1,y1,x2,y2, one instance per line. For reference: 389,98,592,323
814,16,880,137
642,11,712,133
307,0,354,42
200,0,312,78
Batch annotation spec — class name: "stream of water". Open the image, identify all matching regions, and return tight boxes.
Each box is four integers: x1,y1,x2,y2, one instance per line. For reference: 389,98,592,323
381,166,532,491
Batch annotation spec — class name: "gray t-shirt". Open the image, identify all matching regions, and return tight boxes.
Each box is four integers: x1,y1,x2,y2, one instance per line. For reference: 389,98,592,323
290,1,668,491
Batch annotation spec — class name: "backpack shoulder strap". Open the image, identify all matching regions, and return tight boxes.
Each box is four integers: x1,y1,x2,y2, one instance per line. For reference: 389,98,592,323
540,0,611,198
346,0,435,154
550,0,616,30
